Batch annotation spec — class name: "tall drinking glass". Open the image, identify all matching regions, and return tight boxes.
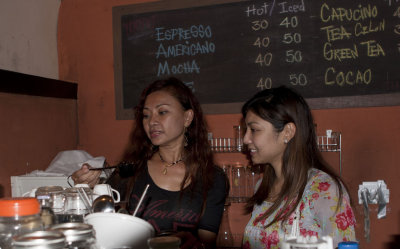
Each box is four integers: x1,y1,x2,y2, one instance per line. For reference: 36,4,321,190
231,163,247,203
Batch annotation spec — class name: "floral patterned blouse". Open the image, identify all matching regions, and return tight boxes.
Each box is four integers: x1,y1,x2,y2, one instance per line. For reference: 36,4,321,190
243,168,356,249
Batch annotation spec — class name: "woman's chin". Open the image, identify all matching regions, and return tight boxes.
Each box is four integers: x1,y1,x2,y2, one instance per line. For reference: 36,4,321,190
149,137,163,146
250,157,260,164
250,157,265,165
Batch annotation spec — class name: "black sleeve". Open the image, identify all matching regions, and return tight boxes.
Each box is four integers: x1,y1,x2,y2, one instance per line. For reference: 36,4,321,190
198,167,229,233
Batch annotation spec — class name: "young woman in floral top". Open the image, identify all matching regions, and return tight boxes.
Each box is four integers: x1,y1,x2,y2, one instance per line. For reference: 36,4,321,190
241,86,356,249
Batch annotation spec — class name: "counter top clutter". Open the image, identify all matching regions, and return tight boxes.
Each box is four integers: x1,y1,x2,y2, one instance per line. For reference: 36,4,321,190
1,184,353,249
11,150,108,197
0,183,155,249
3,150,162,248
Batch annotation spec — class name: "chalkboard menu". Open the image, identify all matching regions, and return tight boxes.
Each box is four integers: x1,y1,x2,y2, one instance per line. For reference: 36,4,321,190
112,0,400,119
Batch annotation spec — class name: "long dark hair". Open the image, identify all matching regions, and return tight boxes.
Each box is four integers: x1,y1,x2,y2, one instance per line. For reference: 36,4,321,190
121,77,217,197
242,86,345,227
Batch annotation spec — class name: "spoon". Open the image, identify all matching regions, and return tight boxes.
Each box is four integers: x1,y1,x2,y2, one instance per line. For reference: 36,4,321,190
92,195,115,213
88,165,119,171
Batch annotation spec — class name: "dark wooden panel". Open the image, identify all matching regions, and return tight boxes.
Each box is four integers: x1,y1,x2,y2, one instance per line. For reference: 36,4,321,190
0,69,77,99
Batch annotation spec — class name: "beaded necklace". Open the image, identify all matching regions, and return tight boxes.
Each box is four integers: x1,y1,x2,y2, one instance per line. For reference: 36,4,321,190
158,152,184,175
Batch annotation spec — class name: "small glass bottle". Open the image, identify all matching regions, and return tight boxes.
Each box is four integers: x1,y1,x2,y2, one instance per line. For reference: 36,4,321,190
0,197,43,249
49,222,98,249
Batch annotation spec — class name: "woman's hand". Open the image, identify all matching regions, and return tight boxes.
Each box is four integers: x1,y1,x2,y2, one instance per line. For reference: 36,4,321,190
70,163,101,188
175,231,202,249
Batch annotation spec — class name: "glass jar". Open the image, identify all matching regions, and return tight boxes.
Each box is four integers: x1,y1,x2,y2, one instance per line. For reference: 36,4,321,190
11,230,66,249
49,222,97,249
0,197,43,249
59,187,92,223
63,187,92,215
35,186,65,214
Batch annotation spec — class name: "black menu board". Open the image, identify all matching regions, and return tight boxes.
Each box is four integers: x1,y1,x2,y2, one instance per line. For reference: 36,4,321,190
112,0,400,119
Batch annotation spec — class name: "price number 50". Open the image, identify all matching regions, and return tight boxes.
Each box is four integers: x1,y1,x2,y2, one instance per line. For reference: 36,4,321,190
289,74,307,86
286,50,302,63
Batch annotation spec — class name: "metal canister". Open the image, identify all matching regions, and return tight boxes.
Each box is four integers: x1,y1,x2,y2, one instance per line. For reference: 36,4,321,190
11,230,66,249
49,222,97,249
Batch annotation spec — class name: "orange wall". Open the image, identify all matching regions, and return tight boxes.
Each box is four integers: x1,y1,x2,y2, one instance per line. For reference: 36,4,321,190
0,93,78,197
57,1,400,248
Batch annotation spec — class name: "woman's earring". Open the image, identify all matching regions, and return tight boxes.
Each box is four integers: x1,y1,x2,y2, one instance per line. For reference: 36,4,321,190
284,138,288,144
184,127,189,147
184,134,189,147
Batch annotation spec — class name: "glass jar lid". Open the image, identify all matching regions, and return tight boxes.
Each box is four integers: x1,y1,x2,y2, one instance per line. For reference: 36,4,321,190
12,230,65,248
35,186,64,197
49,222,95,242
0,197,40,217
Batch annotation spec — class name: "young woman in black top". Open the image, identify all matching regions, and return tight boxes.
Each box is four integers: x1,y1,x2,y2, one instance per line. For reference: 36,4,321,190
72,77,228,248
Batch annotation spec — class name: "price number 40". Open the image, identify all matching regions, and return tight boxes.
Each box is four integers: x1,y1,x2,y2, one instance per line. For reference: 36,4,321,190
280,16,298,28
255,53,272,66
257,77,272,90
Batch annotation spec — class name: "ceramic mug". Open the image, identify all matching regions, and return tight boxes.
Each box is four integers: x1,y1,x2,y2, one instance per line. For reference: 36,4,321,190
93,184,120,203
74,183,90,188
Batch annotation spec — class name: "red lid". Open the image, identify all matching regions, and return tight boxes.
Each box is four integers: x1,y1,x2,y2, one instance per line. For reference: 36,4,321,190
0,197,40,216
